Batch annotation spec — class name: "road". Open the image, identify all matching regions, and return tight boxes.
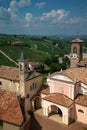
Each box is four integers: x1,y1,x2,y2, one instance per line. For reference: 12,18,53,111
0,50,18,66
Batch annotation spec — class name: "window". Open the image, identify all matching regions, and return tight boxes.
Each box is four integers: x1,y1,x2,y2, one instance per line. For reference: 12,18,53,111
32,83,35,90
0,82,2,88
78,109,84,113
0,120,3,129
0,82,2,85
73,47,77,53
30,83,36,91
30,85,32,91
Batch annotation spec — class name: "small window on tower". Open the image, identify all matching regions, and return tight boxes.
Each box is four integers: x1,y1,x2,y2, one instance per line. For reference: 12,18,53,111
73,47,77,53
0,120,3,129
20,64,23,71
0,81,2,86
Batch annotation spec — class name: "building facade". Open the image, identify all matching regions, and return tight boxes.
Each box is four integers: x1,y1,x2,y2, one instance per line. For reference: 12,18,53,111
41,38,87,125
0,52,43,130
70,38,84,68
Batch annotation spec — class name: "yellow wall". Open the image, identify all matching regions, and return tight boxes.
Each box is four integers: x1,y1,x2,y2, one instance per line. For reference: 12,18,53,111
25,75,43,98
3,122,20,130
0,78,19,93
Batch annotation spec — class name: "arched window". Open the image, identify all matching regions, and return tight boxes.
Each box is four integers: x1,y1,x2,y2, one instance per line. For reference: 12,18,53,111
73,47,77,53
0,81,2,85
78,109,84,113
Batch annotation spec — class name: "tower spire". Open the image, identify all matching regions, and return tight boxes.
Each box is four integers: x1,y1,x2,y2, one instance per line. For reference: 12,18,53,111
19,52,26,62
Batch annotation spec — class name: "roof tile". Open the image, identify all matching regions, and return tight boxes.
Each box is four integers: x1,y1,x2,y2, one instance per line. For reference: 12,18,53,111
63,67,87,84
75,95,87,107
43,93,73,107
0,90,23,125
0,66,19,82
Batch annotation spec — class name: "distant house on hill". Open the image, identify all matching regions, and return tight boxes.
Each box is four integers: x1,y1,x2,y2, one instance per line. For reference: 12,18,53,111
28,61,43,72
11,41,23,45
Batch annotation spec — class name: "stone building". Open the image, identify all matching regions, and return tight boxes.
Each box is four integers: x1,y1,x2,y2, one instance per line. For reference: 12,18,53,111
41,38,87,125
0,52,43,130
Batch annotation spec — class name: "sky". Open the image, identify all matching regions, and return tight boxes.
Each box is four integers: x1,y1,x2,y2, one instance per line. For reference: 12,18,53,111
0,0,87,35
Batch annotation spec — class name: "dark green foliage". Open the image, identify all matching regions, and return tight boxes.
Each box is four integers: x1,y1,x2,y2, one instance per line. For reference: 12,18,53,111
50,63,61,73
0,53,16,67
44,57,52,66
0,35,71,70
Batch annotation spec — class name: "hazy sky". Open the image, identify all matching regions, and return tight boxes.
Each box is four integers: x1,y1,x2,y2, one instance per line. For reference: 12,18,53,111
0,0,87,35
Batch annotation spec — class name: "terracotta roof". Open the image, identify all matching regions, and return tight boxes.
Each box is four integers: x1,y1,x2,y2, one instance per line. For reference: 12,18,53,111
63,67,87,84
41,85,49,95
75,95,87,107
0,90,23,126
43,93,73,107
77,61,87,67
28,62,41,67
0,66,19,82
70,38,84,43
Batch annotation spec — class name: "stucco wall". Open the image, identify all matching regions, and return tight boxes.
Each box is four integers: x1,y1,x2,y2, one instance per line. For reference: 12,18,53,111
52,75,73,82
42,99,69,125
74,83,80,98
41,93,47,107
68,104,76,124
75,104,87,124
0,78,19,93
47,79,74,100
79,83,87,95
25,75,43,98
3,122,20,130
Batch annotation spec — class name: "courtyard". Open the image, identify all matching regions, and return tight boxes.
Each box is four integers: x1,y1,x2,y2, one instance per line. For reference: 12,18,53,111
30,109,87,130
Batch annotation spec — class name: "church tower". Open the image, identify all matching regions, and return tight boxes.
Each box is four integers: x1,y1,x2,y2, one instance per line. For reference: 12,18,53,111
70,38,84,68
18,52,29,97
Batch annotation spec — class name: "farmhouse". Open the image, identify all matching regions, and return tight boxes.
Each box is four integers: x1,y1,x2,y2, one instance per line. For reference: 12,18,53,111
11,41,23,45
41,38,87,125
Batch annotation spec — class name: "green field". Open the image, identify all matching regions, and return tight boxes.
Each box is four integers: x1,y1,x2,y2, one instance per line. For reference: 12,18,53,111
0,35,71,67
0,35,87,67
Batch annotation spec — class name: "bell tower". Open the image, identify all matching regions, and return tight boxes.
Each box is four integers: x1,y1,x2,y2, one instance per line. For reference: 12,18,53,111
70,38,84,68
18,52,29,97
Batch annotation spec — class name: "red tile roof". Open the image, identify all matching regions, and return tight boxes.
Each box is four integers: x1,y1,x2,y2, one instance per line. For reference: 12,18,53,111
0,66,19,82
43,93,73,107
75,95,87,107
29,62,41,67
63,67,87,84
0,90,23,125
77,61,87,67
70,38,84,43
0,65,41,82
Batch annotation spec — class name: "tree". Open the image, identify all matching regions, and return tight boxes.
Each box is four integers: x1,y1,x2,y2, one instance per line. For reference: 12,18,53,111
50,63,61,73
44,57,52,66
